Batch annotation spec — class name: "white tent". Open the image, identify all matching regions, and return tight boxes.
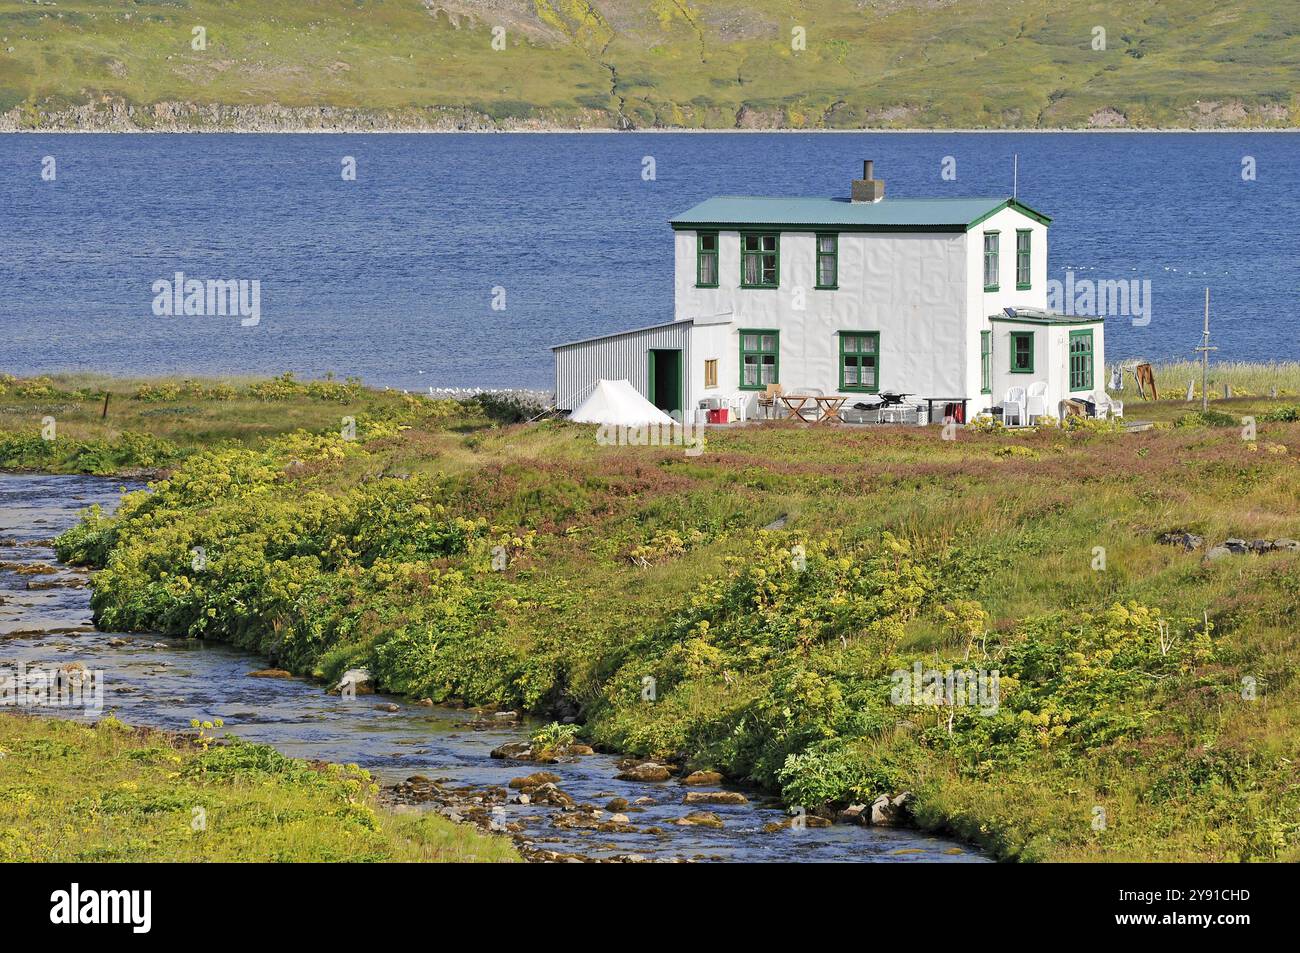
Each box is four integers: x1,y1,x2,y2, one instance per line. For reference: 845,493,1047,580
569,379,676,426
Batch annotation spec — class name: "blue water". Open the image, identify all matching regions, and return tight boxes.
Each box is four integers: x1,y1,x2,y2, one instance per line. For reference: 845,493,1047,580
2,133,1297,390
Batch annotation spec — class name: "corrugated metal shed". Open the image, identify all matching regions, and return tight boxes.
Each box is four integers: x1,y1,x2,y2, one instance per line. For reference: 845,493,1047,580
553,319,693,410
669,196,1050,230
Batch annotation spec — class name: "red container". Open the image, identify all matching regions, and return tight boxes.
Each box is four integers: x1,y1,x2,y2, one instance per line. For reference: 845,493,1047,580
706,408,730,424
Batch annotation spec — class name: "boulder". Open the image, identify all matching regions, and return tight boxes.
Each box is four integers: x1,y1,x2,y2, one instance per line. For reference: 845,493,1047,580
529,783,575,807
1248,539,1274,553
335,668,373,695
1156,531,1204,551
609,813,631,824
374,703,400,713
837,804,868,826
508,771,561,790
870,791,917,826
674,811,724,829
1224,538,1250,554
1273,538,1300,552
682,790,748,805
247,668,293,679
616,762,672,783
1205,545,1233,561
605,797,629,813
490,741,534,761
682,770,724,786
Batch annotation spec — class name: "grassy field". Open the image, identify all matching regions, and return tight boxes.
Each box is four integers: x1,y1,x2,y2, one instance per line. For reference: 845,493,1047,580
0,713,519,862
5,369,1300,862
1,1,1296,130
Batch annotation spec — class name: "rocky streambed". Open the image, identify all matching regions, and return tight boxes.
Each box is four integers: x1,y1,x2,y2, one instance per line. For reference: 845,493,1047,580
0,472,983,863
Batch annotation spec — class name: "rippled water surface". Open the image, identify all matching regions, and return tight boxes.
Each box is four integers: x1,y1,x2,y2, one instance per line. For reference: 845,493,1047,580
3,133,1297,388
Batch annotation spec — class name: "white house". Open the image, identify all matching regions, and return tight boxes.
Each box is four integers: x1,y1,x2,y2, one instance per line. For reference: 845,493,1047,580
553,163,1104,424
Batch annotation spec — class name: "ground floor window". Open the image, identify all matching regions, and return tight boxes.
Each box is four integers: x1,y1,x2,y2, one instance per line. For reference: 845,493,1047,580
1010,330,1034,373
704,358,718,388
980,330,991,393
1069,329,1094,391
839,331,879,392
739,329,779,389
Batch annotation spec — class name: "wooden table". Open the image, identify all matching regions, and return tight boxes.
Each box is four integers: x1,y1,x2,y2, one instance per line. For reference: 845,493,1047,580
813,395,848,425
779,394,818,422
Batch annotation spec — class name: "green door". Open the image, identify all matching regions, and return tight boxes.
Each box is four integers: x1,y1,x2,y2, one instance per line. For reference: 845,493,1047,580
648,349,683,416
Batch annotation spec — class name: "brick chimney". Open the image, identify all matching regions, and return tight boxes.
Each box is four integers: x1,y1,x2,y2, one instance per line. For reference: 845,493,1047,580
851,160,885,203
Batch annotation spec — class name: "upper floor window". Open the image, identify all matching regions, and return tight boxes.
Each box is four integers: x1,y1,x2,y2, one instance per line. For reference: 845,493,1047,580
983,231,1000,291
741,233,779,288
696,232,718,288
1016,229,1032,289
816,234,838,289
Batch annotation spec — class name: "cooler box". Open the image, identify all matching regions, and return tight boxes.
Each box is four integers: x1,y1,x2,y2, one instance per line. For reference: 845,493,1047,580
706,408,730,424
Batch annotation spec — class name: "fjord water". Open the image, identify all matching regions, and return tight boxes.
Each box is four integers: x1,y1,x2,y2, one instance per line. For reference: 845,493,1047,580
2,132,1296,390
0,473,982,862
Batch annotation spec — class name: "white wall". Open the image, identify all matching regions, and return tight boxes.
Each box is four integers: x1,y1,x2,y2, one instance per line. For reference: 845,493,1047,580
988,319,1105,418
965,206,1050,405
674,228,969,414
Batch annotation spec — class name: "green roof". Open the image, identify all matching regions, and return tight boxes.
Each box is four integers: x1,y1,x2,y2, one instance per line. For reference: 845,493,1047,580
669,196,1050,231
989,308,1102,326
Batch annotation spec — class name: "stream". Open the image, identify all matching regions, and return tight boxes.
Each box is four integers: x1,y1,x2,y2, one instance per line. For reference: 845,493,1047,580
0,472,984,863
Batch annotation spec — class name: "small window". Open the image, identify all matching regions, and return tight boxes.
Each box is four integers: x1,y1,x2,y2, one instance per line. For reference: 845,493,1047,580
816,234,838,289
696,232,718,288
1016,230,1031,289
739,329,779,389
741,233,779,288
980,330,992,393
704,359,718,388
1010,331,1034,373
1069,330,1094,391
983,231,1000,291
839,332,879,392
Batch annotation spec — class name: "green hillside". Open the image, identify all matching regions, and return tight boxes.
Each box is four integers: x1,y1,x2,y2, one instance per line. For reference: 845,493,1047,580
1,1,1296,130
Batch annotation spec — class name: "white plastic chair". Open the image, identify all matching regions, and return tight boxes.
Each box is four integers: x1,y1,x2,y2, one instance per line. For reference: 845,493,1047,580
1002,386,1027,427
1026,381,1049,422
1093,392,1123,419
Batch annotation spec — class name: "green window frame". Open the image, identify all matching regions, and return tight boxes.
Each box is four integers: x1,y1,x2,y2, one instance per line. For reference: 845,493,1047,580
739,329,779,390
816,233,838,289
980,330,992,393
1010,331,1034,374
740,232,779,289
1015,229,1032,289
839,332,880,392
696,231,719,288
1069,329,1094,392
983,231,1000,291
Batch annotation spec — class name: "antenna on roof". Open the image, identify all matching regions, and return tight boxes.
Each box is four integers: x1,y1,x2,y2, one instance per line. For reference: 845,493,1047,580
1013,154,1018,200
